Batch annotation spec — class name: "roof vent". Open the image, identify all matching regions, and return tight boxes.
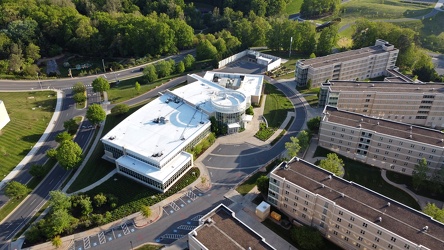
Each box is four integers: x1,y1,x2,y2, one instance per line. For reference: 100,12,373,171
416,87,420,90
192,230,198,237
409,134,413,139
377,217,382,223
356,84,360,86
361,118,364,122
358,124,362,128
321,184,325,188
441,139,444,143
377,122,379,125
206,218,213,224
409,126,413,130
431,88,435,91
328,175,332,180
341,193,345,198
423,226,428,232
387,202,391,207
371,84,375,87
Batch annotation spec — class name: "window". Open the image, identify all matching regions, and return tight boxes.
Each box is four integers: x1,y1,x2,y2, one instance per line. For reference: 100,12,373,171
391,237,397,242
285,191,289,195
388,244,394,249
350,216,355,221
304,201,309,205
397,148,401,151
346,230,350,235
333,230,338,235
306,194,310,198
335,224,340,229
432,149,436,153
303,207,308,212
344,237,349,242
386,145,391,149
375,237,380,242
284,197,288,201
389,139,393,143
356,243,361,248
339,211,343,215
377,230,382,235
391,165,395,169
286,184,290,188
372,244,378,249
404,244,410,249
358,236,363,241
362,223,368,227
284,204,288,208
360,230,365,235
332,132,335,135
337,218,342,222
402,168,406,172
348,223,353,228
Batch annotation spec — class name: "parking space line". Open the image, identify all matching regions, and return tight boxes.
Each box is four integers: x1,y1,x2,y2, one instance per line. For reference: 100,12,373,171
170,201,180,211
163,207,170,215
191,215,203,221
121,223,130,235
179,197,187,204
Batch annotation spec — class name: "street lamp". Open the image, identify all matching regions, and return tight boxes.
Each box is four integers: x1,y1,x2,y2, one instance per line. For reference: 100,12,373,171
37,73,42,90
130,241,133,250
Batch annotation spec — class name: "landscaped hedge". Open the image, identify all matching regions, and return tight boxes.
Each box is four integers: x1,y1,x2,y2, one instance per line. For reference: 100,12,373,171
255,123,276,141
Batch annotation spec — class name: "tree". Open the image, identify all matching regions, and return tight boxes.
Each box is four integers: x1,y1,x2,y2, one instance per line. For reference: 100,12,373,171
196,39,218,60
256,175,269,194
5,181,29,199
183,54,195,71
309,53,316,58
46,148,58,159
49,190,72,211
52,235,62,248
156,60,173,78
86,104,106,125
319,153,344,176
300,0,341,18
297,130,310,151
141,205,152,218
73,92,86,103
412,158,429,190
134,81,141,92
143,64,158,83
176,61,185,73
72,82,86,93
29,164,46,178
317,25,339,56
64,119,77,132
56,131,73,143
78,196,93,216
111,103,129,115
307,116,321,132
56,140,83,170
46,209,78,237
290,226,325,250
91,77,110,93
423,203,444,223
285,137,301,158
93,193,107,207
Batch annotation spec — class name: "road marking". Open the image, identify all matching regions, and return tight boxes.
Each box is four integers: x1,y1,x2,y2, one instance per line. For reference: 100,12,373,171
206,165,263,170
30,199,36,205
210,172,213,177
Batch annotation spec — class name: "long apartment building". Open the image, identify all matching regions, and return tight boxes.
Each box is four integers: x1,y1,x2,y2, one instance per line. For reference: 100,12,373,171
295,39,398,88
268,158,444,250
319,81,444,128
319,106,444,176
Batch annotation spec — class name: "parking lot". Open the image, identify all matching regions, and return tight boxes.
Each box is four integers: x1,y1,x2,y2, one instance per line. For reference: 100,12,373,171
71,221,136,250
162,188,203,216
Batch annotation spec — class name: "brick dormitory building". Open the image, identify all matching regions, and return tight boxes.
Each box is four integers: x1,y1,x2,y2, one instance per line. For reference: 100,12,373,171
268,158,444,250
318,106,444,176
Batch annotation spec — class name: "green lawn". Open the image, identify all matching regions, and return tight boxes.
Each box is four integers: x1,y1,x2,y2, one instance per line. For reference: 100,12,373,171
236,171,266,195
67,100,152,193
136,245,164,250
313,147,420,209
106,76,165,104
341,0,432,20
285,0,304,15
263,83,294,128
0,91,56,181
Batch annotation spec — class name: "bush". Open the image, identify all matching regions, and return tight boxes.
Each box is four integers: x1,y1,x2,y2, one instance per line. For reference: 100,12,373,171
255,123,275,141
290,226,325,250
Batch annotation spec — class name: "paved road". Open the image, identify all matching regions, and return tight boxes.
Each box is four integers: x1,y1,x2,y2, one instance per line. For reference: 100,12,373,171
0,50,195,249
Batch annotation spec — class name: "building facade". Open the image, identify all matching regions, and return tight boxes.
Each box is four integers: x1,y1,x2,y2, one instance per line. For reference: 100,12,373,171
319,81,444,128
295,39,399,87
268,158,444,250
319,106,444,176
0,100,10,130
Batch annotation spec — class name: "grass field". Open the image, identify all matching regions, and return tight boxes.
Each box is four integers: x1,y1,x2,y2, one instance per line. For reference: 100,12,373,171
285,0,304,15
0,91,56,181
313,147,420,209
341,0,432,20
67,100,152,193
263,83,294,128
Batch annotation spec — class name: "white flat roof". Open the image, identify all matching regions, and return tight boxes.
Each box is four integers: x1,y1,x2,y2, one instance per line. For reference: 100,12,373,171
102,93,210,166
204,71,264,97
116,151,191,183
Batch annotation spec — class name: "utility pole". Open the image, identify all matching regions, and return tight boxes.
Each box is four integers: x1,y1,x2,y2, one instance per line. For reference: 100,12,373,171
289,36,293,58
37,73,42,90
102,59,106,73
